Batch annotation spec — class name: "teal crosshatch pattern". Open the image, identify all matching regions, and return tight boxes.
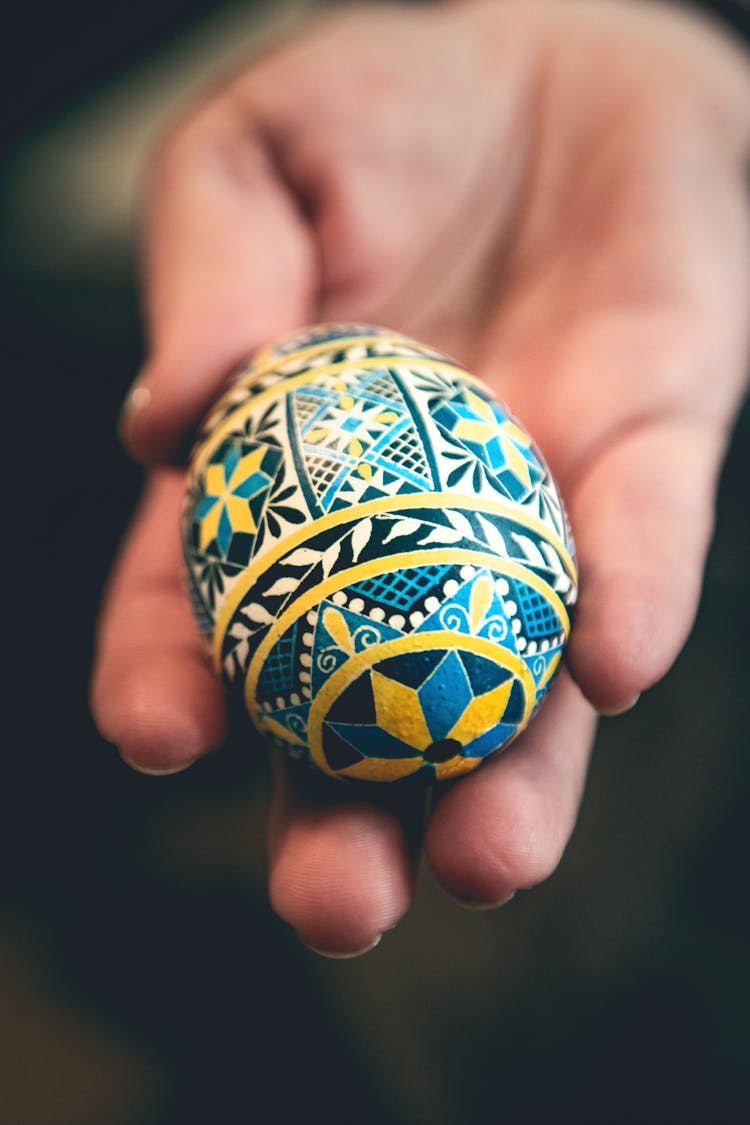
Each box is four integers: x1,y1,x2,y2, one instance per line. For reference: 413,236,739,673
350,565,454,612
257,622,299,698
512,580,561,639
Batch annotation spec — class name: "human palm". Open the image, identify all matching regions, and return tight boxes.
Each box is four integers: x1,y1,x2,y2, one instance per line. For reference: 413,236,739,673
92,0,750,955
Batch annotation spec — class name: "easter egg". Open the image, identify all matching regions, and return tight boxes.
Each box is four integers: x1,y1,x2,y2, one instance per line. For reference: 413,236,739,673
182,324,577,783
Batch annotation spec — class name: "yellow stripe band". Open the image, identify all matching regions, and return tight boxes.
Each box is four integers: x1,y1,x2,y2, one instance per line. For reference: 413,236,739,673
191,356,488,476
246,333,426,381
243,548,570,715
212,493,575,670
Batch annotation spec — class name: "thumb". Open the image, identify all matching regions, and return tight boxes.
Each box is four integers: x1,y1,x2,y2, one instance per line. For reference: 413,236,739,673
121,103,318,463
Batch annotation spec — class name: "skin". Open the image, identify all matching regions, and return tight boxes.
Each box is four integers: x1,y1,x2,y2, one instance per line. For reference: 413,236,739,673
91,0,750,956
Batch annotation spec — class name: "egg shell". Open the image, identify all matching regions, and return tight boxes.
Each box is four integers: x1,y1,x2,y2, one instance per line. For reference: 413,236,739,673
182,324,577,783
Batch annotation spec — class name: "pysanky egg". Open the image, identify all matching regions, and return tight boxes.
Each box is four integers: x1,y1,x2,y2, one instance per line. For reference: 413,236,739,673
182,324,577,783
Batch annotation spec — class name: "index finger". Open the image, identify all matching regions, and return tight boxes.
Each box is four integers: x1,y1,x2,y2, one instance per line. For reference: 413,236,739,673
122,94,317,463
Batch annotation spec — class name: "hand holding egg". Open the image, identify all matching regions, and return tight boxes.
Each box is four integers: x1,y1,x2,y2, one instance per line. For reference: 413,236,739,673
90,0,749,949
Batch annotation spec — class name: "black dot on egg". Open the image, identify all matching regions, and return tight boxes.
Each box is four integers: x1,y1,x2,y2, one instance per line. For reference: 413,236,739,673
423,738,462,764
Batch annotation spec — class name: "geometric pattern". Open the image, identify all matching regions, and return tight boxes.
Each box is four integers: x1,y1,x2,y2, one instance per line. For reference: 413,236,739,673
321,649,525,781
350,564,453,612
292,368,434,512
512,580,560,639
182,324,578,782
432,387,544,501
190,438,283,567
249,564,566,782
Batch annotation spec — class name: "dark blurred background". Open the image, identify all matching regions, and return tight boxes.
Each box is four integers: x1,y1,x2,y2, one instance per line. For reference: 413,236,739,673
3,2,749,1123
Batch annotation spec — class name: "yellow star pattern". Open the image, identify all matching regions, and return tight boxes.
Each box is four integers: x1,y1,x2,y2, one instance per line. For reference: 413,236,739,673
371,671,432,752
199,447,268,550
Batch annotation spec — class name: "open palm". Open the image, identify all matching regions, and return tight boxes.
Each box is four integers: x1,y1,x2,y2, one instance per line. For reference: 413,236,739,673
92,0,750,955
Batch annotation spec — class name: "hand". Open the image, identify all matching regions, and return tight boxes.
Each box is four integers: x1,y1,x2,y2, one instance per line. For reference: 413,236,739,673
91,0,750,955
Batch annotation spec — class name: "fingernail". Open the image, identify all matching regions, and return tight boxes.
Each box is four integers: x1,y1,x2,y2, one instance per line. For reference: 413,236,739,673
305,934,382,960
599,694,640,718
448,890,516,911
119,753,196,777
118,380,152,440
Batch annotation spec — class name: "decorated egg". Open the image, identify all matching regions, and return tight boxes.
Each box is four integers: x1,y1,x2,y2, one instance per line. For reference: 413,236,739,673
182,324,576,783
